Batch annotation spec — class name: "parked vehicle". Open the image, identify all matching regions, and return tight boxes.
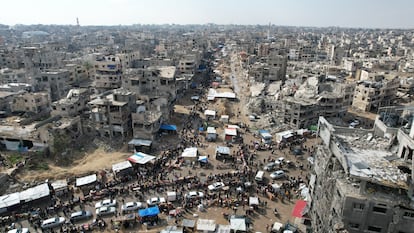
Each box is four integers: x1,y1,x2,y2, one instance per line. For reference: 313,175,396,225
95,199,117,209
121,202,144,213
96,206,116,216
8,228,30,233
70,211,92,222
270,170,285,179
185,191,205,199
41,217,65,229
208,182,225,191
146,197,166,206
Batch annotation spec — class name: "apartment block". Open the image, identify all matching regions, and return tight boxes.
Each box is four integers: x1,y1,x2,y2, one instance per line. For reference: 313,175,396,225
93,54,123,91
311,116,414,233
11,92,50,114
51,88,90,117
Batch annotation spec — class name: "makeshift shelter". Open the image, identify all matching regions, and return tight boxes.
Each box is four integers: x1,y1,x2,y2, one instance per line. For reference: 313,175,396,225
128,139,152,153
181,147,198,161
204,110,216,120
128,152,156,165
292,200,307,218
51,179,68,196
230,218,246,232
198,156,208,164
224,128,237,141
112,161,133,178
206,127,217,142
216,224,231,233
258,130,272,144
249,197,259,206
160,124,177,134
275,130,294,143
0,192,20,214
220,115,229,123
160,226,183,233
196,219,216,232
182,219,196,231
271,222,283,233
75,174,97,193
19,183,50,204
138,206,160,224
215,146,231,160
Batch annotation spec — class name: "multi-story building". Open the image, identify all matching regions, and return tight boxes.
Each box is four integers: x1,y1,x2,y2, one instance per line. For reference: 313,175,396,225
178,54,199,75
33,69,70,102
88,88,136,139
93,54,123,92
51,88,90,117
0,68,27,84
352,75,400,112
11,92,50,114
283,77,354,129
311,116,414,233
64,64,89,86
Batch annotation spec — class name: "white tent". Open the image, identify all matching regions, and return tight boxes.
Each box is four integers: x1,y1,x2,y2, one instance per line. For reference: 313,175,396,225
230,218,246,232
112,161,132,174
196,219,216,232
76,174,97,187
204,110,216,118
181,147,198,159
249,197,259,206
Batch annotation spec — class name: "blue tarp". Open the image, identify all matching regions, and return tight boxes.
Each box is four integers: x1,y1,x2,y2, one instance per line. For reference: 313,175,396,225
160,124,177,131
138,206,160,217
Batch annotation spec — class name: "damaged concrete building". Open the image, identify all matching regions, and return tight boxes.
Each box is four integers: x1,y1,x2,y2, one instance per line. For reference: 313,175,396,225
282,76,354,129
93,54,123,92
352,73,400,113
311,115,414,233
51,88,91,117
87,88,136,139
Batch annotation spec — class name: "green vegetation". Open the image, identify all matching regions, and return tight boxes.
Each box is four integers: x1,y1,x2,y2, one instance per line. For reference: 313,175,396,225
7,153,23,165
28,161,49,171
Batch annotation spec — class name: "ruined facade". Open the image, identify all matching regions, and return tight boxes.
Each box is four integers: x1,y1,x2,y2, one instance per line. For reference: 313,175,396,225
311,116,414,233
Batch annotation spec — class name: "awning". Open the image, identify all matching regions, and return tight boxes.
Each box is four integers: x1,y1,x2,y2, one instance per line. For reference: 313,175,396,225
292,200,307,218
181,147,198,158
216,146,230,155
128,139,152,147
160,124,177,131
224,128,237,136
196,219,216,232
76,174,97,187
198,156,208,163
112,161,132,173
138,206,160,217
128,152,156,164
230,218,246,232
182,219,196,228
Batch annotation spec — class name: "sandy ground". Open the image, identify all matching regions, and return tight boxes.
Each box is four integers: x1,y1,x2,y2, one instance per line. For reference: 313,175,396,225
17,149,128,181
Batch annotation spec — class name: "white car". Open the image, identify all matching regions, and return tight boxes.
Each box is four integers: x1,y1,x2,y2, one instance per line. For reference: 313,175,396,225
146,197,166,206
208,182,225,191
8,229,30,233
185,191,205,199
96,206,116,216
95,199,117,209
41,217,66,229
121,202,144,213
277,157,285,163
270,170,285,179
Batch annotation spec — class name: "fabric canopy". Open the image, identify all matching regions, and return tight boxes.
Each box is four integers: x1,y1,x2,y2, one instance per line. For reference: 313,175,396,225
160,124,177,131
292,200,307,218
138,206,160,217
128,152,156,164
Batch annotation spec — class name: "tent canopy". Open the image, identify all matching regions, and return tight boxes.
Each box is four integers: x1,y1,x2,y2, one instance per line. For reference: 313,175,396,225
198,156,208,163
249,197,259,206
138,206,160,217
128,139,152,147
128,152,156,164
160,124,177,131
216,146,230,155
230,218,246,231
224,128,237,136
196,219,216,231
181,147,198,158
292,200,307,218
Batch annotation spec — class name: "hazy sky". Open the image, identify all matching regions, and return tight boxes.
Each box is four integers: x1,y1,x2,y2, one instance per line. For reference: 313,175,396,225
1,0,413,28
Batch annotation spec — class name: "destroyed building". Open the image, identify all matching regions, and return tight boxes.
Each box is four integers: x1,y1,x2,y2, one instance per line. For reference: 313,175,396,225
87,88,136,139
93,54,123,92
51,88,90,117
311,115,414,233
352,73,400,113
282,76,354,129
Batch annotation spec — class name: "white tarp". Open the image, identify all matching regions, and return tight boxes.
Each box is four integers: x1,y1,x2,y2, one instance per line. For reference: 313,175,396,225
249,197,259,206
76,174,97,187
207,127,217,134
216,224,231,233
128,152,156,164
225,128,237,136
181,147,198,158
112,161,132,173
230,218,246,232
196,219,216,232
0,193,20,211
19,183,50,202
51,180,68,192
275,130,294,143
204,110,216,117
